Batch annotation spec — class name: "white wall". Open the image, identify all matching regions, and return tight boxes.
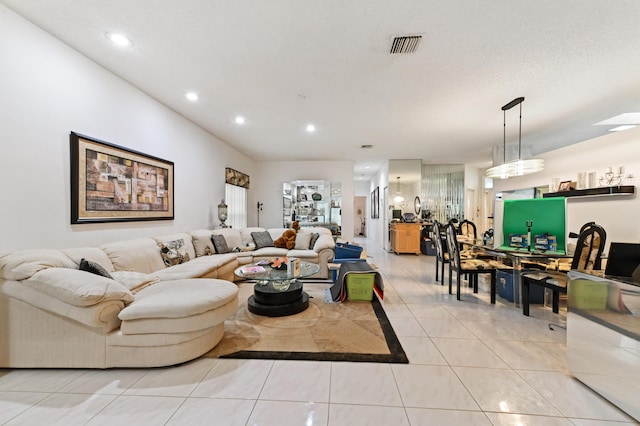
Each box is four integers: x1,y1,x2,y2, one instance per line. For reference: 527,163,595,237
354,180,370,197
253,161,355,242
492,126,640,249
0,5,254,250
368,163,389,250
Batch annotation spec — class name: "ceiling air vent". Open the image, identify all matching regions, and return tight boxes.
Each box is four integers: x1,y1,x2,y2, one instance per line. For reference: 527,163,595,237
390,35,422,54
361,144,373,149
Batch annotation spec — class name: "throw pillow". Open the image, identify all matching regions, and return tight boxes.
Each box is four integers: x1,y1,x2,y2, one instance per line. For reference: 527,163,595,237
211,234,230,254
189,230,215,257
79,258,113,279
158,239,191,267
309,233,320,249
251,231,274,249
294,232,312,250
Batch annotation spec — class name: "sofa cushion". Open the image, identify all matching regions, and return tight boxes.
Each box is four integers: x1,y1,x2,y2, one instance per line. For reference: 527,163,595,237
267,228,289,241
154,233,196,260
24,268,134,307
304,226,333,236
119,279,238,320
152,253,238,281
0,249,77,281
212,229,243,251
120,301,237,335
294,232,312,250
111,271,160,293
79,258,114,279
188,229,215,257
101,238,166,274
252,247,289,258
63,247,115,272
240,227,265,246
211,234,230,254
251,231,274,249
157,239,191,267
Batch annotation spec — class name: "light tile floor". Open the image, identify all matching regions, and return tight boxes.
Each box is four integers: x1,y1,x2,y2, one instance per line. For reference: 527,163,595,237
1,238,637,425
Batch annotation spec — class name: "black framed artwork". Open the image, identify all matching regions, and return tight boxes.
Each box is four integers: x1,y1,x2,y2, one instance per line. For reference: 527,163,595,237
558,180,572,192
371,186,380,219
70,132,174,224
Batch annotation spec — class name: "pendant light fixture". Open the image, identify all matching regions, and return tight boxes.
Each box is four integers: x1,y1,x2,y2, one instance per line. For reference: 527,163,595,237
485,97,544,179
393,176,404,203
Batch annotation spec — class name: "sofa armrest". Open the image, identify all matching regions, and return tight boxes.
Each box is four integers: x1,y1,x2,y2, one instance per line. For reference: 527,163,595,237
313,234,335,253
2,279,124,332
24,268,133,307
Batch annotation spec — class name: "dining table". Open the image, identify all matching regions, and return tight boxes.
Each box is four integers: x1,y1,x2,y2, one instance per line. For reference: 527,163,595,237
465,241,573,308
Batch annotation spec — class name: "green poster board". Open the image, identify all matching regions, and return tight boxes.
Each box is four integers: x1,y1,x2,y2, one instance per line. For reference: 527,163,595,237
502,197,566,253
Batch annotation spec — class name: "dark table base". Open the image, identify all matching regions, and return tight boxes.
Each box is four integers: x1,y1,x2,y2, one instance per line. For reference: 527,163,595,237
247,280,309,317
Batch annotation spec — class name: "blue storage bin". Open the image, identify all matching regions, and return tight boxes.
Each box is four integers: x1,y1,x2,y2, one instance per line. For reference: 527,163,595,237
497,270,545,304
335,243,363,259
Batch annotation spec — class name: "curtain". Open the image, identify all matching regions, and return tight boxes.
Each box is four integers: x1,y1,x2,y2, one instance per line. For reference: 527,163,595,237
225,183,247,229
421,164,465,223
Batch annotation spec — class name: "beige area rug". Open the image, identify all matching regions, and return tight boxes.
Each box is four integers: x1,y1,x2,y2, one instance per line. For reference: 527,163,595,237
203,282,408,363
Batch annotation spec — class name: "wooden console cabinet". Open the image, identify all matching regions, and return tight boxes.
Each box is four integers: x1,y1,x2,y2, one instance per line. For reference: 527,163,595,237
390,222,421,255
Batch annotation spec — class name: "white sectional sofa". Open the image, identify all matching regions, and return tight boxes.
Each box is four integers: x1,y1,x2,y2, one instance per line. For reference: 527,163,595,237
0,226,335,368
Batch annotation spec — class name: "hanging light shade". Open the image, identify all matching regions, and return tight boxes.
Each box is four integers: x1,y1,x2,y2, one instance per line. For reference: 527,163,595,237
485,97,544,179
393,176,404,203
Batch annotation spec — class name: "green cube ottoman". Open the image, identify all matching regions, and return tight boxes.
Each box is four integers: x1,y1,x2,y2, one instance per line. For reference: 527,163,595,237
346,273,375,301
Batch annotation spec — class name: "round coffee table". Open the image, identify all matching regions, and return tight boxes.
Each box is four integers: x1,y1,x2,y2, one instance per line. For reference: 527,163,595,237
235,261,320,317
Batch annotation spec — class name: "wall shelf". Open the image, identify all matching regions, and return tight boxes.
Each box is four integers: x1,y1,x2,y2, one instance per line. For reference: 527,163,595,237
543,185,635,199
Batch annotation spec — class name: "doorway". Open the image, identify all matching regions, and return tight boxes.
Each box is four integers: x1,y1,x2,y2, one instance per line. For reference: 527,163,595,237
354,196,367,236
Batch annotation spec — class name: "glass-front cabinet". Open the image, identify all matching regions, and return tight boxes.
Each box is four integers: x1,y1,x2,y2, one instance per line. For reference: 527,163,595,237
283,180,341,237
566,270,640,421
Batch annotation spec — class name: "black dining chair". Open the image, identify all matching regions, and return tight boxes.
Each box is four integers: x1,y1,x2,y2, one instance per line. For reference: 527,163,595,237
445,224,497,303
521,223,606,316
459,219,477,240
433,221,448,285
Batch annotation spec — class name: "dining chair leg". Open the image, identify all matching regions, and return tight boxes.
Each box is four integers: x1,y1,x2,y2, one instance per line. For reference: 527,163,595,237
522,280,530,316
472,274,478,293
551,290,560,313
435,258,439,282
441,262,445,285
490,271,496,304
456,272,461,301
448,265,453,295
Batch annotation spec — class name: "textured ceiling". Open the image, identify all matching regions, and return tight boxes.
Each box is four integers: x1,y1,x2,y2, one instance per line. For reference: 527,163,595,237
3,0,640,180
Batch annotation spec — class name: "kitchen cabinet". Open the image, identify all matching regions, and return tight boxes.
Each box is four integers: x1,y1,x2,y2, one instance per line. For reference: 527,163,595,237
390,222,421,255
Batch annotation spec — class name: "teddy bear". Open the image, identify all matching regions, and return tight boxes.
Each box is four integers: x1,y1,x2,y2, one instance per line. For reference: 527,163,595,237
274,229,297,249
273,221,300,249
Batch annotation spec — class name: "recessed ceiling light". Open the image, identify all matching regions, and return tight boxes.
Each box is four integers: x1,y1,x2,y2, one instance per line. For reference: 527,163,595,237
306,124,316,133
185,92,199,101
106,32,131,47
365,166,370,169
594,112,640,126
609,125,637,132
235,116,245,125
